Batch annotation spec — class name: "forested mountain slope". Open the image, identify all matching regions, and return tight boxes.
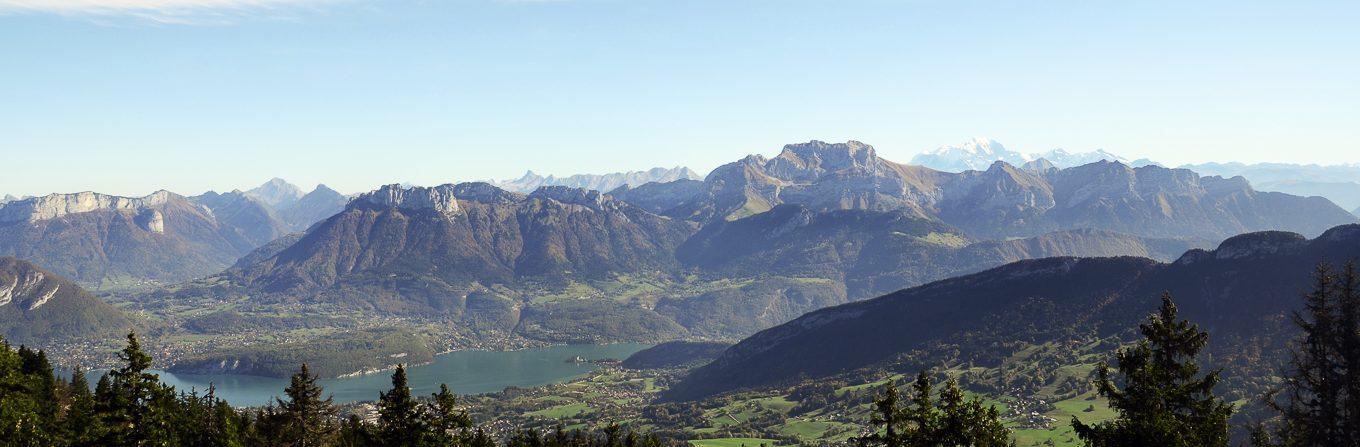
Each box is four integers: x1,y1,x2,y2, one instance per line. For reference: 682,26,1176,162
0,257,134,342
667,224,1360,400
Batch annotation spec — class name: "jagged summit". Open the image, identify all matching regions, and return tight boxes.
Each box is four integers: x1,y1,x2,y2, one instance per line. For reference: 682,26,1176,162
352,182,658,215
453,182,524,204
351,184,462,215
775,140,877,163
530,185,615,211
639,139,1355,239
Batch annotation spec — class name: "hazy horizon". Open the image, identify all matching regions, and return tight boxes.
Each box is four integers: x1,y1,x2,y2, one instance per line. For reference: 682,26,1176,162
3,0,1357,197
5,136,1360,199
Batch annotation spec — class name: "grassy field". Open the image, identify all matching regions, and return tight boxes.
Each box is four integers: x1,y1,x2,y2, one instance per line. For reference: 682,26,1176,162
686,438,780,447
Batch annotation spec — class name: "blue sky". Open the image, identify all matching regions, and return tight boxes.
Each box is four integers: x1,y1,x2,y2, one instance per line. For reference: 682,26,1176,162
1,0,1357,197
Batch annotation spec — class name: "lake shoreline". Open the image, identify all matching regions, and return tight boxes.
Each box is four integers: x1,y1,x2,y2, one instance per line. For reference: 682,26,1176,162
66,343,653,407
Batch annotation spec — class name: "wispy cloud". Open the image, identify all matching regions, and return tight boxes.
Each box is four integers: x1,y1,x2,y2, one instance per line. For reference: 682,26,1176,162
0,0,336,24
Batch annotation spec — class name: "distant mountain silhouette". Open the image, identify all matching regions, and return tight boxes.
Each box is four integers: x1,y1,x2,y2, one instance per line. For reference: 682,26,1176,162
496,167,701,193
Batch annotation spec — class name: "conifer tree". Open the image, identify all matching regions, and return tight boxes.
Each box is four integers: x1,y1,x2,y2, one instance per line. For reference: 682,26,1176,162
376,364,427,447
427,383,473,446
858,372,1014,447
935,378,1012,447
102,332,177,446
16,346,58,428
336,414,374,447
275,363,338,447
857,380,907,447
66,367,101,446
0,338,54,446
900,373,938,447
1255,262,1360,447
1072,292,1232,447
1335,262,1360,444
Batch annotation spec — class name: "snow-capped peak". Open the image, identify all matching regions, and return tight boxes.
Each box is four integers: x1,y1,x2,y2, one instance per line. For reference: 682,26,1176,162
912,138,1142,173
1030,148,1128,168
912,138,1029,172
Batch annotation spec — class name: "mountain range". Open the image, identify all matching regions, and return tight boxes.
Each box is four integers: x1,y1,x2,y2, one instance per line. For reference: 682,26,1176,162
634,141,1354,241
909,139,1360,211
4,140,1357,380
0,179,348,287
666,224,1360,401
495,167,701,194
235,177,352,231
909,137,1147,172
167,142,1347,347
172,174,1218,354
225,183,696,299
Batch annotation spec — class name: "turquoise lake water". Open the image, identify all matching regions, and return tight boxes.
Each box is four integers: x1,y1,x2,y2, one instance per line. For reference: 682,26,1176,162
82,343,651,407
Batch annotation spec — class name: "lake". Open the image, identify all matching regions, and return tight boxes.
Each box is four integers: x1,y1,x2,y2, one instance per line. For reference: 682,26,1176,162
96,343,651,407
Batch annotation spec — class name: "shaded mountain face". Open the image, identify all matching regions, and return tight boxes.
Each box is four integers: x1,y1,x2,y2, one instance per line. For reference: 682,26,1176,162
277,184,348,231
496,167,702,193
1354,206,1360,217
228,183,698,298
622,341,733,369
190,190,290,249
678,204,1207,299
997,160,1357,240
0,191,266,286
666,224,1360,401
235,179,350,231
634,140,1356,241
608,179,707,215
0,257,133,343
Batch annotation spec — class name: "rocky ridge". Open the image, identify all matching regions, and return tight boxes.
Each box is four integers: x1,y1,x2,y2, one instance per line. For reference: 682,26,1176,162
638,140,1356,241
